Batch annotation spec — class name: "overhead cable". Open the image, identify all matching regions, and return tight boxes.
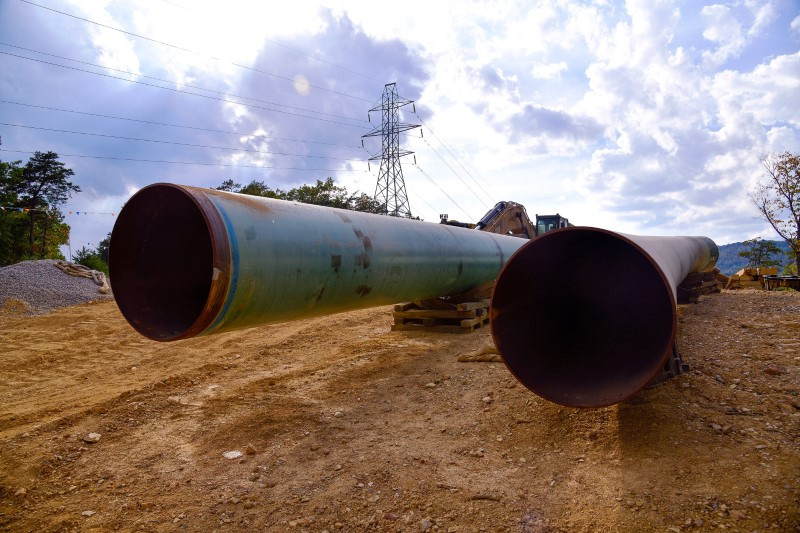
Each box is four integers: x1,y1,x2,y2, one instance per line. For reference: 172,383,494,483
413,111,494,202
155,0,381,83
412,163,473,221
0,99,362,148
0,50,365,128
0,42,366,124
17,0,373,102
1,122,365,162
0,148,366,171
419,136,490,210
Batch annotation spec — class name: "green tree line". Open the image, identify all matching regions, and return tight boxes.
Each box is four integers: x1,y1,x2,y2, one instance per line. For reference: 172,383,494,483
0,150,79,267
216,177,385,213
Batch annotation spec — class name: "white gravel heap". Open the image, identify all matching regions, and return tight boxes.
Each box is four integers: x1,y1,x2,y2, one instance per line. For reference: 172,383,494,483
0,259,114,315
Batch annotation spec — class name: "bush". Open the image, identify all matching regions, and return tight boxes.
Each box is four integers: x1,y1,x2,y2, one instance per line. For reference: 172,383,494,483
72,246,109,276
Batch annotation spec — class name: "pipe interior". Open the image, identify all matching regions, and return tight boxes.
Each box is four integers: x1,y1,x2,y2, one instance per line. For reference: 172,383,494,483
109,186,214,341
491,229,675,407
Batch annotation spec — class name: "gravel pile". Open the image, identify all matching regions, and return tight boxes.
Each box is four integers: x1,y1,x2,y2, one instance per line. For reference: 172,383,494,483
0,260,113,315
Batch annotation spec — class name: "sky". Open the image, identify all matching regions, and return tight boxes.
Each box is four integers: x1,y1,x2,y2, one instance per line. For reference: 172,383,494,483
1,0,799,257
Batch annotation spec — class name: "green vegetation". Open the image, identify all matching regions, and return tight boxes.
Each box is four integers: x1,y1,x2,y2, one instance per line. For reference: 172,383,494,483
0,149,78,266
71,233,111,275
71,246,109,276
716,240,791,275
737,237,784,269
217,177,385,213
751,151,800,275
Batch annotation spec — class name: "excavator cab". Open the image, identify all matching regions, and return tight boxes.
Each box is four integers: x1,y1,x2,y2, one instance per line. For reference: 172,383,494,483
534,214,571,236
440,205,571,239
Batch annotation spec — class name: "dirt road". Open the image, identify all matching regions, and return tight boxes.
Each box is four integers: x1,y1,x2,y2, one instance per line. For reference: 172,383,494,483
0,290,798,532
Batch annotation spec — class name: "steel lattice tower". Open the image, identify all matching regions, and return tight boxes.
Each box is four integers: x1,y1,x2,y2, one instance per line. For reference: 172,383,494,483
362,83,420,217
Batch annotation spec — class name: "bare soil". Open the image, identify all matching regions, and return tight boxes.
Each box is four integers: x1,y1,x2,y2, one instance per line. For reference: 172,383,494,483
0,290,798,532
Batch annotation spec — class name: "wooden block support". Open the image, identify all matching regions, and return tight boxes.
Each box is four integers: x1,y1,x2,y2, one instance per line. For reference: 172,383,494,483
391,299,491,334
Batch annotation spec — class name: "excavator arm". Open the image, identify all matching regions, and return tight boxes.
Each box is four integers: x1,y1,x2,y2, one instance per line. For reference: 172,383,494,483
475,201,535,238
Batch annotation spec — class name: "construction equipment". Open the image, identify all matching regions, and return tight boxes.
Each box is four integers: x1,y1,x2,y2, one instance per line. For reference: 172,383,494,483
475,201,535,238
442,203,570,238
534,213,571,235
489,227,719,408
109,184,527,341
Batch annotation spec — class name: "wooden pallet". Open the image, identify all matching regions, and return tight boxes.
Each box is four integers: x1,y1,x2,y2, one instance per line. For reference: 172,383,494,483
391,299,490,334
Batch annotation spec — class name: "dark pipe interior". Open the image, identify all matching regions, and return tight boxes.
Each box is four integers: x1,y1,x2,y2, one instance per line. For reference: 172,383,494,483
109,185,214,341
491,229,675,407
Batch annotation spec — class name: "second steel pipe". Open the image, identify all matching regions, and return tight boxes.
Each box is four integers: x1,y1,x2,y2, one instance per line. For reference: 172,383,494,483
489,227,718,408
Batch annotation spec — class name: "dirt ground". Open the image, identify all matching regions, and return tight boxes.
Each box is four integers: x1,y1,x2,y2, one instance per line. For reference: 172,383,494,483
0,289,798,532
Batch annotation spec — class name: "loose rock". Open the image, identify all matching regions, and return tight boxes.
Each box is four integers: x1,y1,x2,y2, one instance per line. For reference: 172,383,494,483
83,433,101,444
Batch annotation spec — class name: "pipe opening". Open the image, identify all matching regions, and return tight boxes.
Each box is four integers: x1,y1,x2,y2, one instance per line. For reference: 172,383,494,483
109,185,215,341
491,228,675,407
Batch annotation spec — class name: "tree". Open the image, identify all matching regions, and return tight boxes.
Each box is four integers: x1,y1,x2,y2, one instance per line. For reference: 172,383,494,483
97,232,111,265
350,192,386,214
216,179,240,192
751,151,800,275
72,246,109,276
785,249,798,275
285,178,353,208
216,178,385,213
737,238,783,268
16,151,80,257
0,158,25,265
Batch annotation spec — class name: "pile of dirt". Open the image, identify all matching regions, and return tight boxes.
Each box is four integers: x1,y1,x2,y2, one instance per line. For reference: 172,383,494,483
0,290,797,531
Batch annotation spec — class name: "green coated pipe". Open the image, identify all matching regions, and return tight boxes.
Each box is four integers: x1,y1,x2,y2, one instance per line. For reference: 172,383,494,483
109,183,527,341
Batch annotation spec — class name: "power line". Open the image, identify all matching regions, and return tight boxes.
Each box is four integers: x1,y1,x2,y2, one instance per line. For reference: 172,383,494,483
0,42,365,124
155,0,381,83
0,50,366,128
418,136,490,210
1,122,365,162
412,163,473,221
406,189,440,218
0,99,362,148
0,149,366,171
17,0,373,102
413,111,494,202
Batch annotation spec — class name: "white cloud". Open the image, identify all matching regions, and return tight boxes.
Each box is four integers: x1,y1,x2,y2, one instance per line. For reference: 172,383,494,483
531,61,568,80
64,0,141,75
745,0,778,37
701,4,745,67
711,52,800,129
792,14,800,32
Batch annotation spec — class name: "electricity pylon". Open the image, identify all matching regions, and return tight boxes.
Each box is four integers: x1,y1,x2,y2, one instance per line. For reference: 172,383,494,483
362,83,420,217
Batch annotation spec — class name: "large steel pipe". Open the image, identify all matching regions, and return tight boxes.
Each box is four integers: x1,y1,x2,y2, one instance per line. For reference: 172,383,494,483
109,183,526,341
490,227,718,408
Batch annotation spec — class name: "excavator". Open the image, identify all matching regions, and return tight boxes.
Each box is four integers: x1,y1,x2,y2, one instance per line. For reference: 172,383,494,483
440,201,571,238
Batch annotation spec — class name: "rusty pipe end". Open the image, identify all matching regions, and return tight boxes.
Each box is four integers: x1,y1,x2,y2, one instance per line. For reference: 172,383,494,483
109,184,230,341
490,227,676,408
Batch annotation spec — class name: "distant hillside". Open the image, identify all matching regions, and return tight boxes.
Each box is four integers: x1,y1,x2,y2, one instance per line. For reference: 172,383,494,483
716,240,791,275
